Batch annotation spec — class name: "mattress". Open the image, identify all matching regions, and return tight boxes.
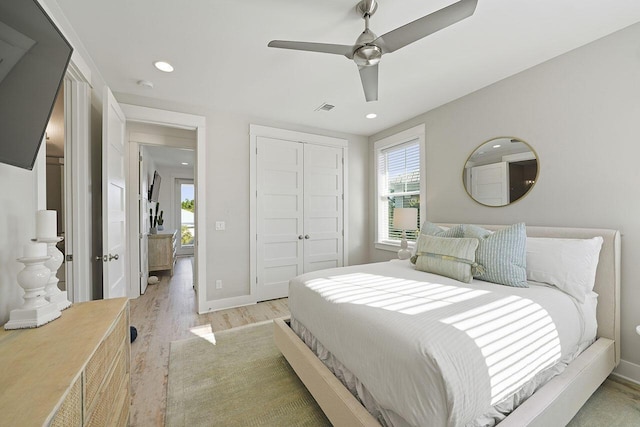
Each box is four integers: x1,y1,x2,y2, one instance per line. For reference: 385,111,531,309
288,260,598,427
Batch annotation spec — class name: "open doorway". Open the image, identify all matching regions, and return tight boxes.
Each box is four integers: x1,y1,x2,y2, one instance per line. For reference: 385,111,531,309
44,84,71,299
129,124,196,296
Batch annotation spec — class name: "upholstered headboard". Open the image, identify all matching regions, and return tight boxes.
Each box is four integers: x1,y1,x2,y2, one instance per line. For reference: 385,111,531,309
437,224,621,365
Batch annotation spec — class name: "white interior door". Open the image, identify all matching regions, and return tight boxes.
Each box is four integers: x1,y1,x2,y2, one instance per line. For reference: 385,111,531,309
139,148,148,295
303,144,343,272
256,137,303,301
102,88,127,299
471,162,509,206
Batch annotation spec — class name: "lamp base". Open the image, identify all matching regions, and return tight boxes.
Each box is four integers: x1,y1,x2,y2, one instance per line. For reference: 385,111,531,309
398,232,412,260
397,248,412,260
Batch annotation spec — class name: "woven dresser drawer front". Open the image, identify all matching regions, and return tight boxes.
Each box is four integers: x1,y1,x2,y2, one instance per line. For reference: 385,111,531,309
85,310,127,413
86,343,127,427
113,373,131,427
50,375,83,427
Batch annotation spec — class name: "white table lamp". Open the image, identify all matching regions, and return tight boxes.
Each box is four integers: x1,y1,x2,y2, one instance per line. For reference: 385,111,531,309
393,208,418,260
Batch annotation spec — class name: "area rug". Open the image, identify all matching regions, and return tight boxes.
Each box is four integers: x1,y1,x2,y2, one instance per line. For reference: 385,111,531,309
165,320,331,427
567,375,640,426
167,320,640,427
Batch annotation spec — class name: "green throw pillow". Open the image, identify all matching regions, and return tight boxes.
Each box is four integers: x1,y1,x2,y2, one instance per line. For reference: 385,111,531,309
463,223,528,288
411,222,465,264
413,235,481,283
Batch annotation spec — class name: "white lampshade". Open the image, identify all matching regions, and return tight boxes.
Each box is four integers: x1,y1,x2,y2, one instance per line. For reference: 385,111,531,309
393,208,418,231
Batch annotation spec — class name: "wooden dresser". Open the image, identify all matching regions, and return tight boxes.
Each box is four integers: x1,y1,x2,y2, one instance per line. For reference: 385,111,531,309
0,298,130,427
148,230,177,275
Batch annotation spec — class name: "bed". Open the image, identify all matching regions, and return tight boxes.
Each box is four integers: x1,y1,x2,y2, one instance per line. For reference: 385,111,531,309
273,224,620,427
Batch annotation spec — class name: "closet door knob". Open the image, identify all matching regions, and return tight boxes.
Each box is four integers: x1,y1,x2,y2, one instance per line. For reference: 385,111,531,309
108,253,119,261
298,235,303,240
304,234,310,239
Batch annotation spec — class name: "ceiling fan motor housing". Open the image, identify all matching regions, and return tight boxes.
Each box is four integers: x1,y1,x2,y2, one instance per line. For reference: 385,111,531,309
354,45,382,66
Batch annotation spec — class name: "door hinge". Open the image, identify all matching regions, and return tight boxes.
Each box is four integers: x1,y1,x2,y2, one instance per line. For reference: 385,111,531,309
256,277,258,284
139,233,143,239
66,254,73,262
342,230,344,236
139,272,143,278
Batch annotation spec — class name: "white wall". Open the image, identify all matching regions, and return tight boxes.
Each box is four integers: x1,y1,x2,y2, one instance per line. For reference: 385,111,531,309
115,92,370,302
369,23,640,380
0,154,45,324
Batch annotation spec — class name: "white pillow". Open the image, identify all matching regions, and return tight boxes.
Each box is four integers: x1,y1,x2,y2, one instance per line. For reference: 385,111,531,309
526,236,603,303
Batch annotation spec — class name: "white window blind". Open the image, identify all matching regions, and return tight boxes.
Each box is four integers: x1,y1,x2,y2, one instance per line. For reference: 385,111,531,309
377,139,421,243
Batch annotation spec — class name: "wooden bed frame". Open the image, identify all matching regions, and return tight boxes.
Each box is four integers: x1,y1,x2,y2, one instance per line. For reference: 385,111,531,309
273,225,621,427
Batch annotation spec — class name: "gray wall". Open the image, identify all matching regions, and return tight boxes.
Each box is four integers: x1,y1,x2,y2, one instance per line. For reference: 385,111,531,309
369,23,640,378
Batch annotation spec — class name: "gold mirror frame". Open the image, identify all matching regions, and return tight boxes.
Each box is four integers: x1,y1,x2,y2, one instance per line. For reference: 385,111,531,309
462,137,539,207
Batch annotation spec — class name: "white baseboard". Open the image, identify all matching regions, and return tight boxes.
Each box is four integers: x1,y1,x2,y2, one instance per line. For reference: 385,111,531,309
612,359,640,385
199,294,257,314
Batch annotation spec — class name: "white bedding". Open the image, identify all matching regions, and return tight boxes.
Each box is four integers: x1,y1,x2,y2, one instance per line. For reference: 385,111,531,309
288,260,598,427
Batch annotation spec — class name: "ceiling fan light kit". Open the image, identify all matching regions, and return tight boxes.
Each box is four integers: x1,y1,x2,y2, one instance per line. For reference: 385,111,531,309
268,0,478,102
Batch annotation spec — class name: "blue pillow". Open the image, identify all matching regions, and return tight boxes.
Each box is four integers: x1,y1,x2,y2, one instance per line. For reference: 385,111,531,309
420,221,464,238
463,223,528,288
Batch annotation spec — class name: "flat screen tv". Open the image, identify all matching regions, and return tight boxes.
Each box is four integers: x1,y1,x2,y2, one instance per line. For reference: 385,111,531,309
149,171,161,202
0,0,73,170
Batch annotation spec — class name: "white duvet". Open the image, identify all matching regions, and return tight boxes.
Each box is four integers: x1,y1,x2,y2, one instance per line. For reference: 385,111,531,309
288,260,597,427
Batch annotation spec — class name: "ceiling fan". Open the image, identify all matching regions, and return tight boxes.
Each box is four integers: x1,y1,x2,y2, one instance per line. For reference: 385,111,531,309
268,0,478,102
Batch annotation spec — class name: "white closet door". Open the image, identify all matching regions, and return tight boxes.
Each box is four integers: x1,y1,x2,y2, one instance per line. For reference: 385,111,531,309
256,137,304,301
303,144,344,272
471,162,509,206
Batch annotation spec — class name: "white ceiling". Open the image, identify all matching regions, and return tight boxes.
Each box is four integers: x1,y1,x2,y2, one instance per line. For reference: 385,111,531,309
55,0,640,136
145,145,195,171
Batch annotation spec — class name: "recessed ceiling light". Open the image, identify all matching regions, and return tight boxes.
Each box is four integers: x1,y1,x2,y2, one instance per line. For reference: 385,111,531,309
492,144,501,148
181,162,189,166
366,113,377,119
154,61,174,72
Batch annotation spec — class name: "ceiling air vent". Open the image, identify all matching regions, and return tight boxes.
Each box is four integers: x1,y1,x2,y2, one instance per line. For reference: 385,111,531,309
315,102,335,112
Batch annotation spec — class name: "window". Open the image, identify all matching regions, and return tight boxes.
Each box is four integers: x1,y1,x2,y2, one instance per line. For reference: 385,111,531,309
374,125,425,250
176,178,195,255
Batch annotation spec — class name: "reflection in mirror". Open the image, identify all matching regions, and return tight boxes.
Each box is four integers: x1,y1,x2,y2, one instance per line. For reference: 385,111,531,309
463,137,538,207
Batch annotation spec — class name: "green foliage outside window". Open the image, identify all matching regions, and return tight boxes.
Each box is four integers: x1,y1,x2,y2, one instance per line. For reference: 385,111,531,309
181,199,195,212
181,225,194,245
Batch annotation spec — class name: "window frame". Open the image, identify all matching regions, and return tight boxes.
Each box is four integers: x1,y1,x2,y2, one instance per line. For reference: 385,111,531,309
373,124,426,252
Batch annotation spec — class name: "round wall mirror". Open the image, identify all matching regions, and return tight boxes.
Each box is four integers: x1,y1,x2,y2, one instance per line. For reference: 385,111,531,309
463,137,539,207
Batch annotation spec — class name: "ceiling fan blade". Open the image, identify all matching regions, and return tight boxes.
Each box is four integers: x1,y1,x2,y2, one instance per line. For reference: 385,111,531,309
358,64,378,102
375,0,478,54
268,40,354,59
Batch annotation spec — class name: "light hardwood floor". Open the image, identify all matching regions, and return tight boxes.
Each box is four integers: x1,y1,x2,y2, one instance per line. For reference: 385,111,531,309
129,257,289,426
